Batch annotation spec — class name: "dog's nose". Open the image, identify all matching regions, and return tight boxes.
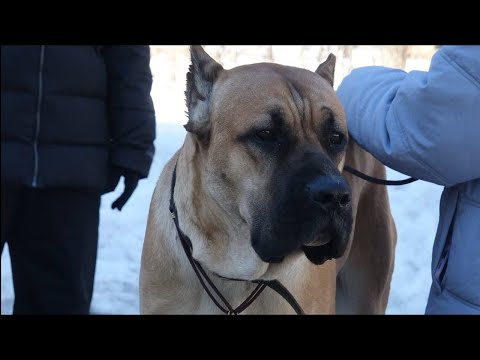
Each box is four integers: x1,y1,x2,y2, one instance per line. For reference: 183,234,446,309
305,176,351,209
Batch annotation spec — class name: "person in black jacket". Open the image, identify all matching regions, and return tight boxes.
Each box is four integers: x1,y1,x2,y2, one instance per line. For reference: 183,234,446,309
1,45,156,314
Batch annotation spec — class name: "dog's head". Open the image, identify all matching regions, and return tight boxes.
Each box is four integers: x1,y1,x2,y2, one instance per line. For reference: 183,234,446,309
184,46,353,277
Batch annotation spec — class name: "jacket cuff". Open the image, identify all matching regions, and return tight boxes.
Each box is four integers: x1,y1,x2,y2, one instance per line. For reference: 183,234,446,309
111,146,154,179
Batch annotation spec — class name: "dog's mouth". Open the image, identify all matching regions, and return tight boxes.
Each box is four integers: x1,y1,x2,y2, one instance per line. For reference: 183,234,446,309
255,241,337,266
300,234,337,265
301,243,336,265
211,241,340,282
300,228,349,265
252,232,346,266
253,219,349,266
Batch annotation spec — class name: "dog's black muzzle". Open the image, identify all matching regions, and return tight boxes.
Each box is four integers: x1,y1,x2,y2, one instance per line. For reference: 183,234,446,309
252,154,353,266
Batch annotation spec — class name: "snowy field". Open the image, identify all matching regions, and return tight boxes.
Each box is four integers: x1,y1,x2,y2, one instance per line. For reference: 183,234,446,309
1,46,443,315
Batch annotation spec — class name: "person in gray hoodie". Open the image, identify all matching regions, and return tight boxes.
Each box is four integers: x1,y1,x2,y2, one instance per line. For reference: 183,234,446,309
337,45,479,314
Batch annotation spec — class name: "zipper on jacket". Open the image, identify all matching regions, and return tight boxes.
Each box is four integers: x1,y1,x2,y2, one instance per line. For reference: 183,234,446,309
32,45,45,187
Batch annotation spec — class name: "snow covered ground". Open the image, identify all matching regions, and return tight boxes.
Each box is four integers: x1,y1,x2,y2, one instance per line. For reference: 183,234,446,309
1,47,443,315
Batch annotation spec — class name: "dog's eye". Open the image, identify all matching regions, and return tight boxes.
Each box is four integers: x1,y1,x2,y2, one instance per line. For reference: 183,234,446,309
329,132,343,145
256,129,276,142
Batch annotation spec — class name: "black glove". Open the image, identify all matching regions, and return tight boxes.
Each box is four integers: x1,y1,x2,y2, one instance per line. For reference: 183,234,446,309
111,170,140,211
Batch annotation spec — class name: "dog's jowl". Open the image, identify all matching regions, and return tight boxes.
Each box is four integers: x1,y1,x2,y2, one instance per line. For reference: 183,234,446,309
140,46,397,314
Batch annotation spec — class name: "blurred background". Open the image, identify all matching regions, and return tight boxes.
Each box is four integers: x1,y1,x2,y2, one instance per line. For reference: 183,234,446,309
1,45,443,314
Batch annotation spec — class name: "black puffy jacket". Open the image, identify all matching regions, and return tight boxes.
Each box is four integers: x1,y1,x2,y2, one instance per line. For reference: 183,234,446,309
1,45,156,192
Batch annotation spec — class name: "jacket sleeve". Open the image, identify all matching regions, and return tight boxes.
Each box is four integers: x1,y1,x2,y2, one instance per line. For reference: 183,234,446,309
103,45,156,179
337,46,480,187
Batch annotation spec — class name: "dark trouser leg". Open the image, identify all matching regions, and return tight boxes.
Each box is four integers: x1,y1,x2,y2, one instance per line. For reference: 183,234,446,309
1,183,23,255
8,187,101,315
1,183,23,316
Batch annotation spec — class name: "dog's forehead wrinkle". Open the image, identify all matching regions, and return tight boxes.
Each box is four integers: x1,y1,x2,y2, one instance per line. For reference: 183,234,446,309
285,79,304,121
274,69,342,144
212,69,321,136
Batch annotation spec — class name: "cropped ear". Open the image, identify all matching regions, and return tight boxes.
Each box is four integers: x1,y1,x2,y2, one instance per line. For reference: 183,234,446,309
315,53,336,87
184,45,224,142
